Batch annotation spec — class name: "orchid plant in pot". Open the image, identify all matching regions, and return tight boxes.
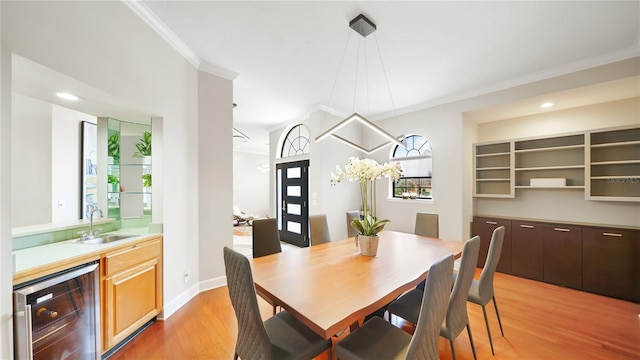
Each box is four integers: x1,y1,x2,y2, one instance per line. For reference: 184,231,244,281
331,157,402,255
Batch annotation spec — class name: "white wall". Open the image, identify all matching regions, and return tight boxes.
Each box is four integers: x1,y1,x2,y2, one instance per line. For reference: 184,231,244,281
51,105,96,223
233,151,270,217
475,98,640,227
1,2,233,356
11,94,51,226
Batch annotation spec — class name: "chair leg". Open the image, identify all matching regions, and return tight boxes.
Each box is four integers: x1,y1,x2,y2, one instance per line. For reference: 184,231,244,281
481,304,495,355
272,305,277,316
466,323,478,360
492,296,504,336
449,339,457,360
234,353,238,360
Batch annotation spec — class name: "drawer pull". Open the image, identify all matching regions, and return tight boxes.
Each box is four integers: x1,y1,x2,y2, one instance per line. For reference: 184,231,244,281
485,221,498,225
603,232,622,237
520,224,534,229
554,228,570,232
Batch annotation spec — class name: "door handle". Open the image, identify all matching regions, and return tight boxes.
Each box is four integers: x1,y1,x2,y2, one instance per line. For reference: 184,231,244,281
25,304,34,360
282,201,286,211
554,228,570,232
603,232,622,237
520,224,534,229
485,221,497,225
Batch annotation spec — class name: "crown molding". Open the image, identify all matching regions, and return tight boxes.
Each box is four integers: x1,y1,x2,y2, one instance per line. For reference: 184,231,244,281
199,61,239,80
123,0,238,81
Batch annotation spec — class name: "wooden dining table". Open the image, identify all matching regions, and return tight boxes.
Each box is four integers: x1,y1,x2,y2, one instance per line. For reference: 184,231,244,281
250,230,465,339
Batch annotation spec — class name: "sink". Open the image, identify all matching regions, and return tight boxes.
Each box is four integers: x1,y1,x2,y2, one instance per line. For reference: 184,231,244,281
78,234,138,245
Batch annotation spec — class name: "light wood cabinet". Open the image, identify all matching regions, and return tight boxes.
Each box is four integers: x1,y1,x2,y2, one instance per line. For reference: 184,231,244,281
101,237,163,352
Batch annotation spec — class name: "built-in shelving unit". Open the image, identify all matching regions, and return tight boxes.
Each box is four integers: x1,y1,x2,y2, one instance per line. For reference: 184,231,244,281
473,125,639,202
514,134,585,189
588,127,640,201
474,141,513,197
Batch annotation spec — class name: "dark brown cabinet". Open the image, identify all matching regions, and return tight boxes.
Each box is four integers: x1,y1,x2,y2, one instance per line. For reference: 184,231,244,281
511,220,544,280
472,217,511,273
582,227,640,303
543,224,582,289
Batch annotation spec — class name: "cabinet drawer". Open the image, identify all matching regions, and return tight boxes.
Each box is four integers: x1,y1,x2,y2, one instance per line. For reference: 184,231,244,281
104,239,161,277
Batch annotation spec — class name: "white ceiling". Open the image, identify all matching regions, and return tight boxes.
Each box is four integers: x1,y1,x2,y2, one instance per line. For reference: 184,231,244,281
138,1,639,154
12,1,640,155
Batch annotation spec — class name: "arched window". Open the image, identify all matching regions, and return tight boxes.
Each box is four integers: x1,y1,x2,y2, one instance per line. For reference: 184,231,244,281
391,135,432,199
280,124,310,158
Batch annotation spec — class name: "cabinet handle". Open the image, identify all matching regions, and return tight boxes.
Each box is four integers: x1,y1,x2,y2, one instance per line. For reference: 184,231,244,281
603,232,622,237
520,224,534,229
554,228,570,232
485,221,498,225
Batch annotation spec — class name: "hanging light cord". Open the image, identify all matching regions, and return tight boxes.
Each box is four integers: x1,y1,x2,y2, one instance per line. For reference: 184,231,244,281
373,32,402,138
324,29,354,117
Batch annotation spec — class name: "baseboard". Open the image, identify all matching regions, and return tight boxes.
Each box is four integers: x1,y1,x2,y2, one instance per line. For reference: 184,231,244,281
157,275,227,320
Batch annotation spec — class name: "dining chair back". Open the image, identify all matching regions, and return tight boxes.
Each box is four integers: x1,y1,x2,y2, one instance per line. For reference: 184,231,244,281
440,236,480,360
414,213,439,238
346,210,360,238
468,225,505,355
388,236,480,360
309,214,331,246
251,218,282,315
252,218,282,258
335,254,454,360
405,254,455,359
223,247,332,360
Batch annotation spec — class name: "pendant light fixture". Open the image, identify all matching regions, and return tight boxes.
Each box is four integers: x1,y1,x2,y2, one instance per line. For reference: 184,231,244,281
315,13,405,153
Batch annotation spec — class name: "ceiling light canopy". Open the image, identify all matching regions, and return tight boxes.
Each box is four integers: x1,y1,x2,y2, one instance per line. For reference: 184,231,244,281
540,102,554,108
315,13,404,153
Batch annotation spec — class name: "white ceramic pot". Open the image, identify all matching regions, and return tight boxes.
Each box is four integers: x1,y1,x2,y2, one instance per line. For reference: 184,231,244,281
358,235,379,256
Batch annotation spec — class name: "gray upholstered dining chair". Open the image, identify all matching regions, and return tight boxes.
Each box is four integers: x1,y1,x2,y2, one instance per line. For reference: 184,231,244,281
346,210,360,238
309,214,331,246
388,236,481,360
414,212,439,238
251,218,282,315
223,247,332,360
465,225,505,356
335,254,454,360
252,218,282,258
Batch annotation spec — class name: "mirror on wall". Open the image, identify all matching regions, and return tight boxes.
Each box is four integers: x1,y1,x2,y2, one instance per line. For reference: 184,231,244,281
99,118,152,223
11,54,156,233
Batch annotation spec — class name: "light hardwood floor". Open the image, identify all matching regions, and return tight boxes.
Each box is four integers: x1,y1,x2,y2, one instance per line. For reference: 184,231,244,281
109,269,640,360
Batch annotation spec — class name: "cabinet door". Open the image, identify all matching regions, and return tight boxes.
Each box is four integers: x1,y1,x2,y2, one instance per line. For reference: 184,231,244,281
472,217,512,273
104,259,161,350
511,221,544,280
543,224,582,289
583,227,640,302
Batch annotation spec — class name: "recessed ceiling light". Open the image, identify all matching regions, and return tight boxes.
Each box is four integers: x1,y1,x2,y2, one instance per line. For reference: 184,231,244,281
56,92,81,101
540,102,554,108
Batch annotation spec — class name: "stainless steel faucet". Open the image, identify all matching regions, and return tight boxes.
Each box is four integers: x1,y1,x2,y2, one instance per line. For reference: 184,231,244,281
82,206,103,240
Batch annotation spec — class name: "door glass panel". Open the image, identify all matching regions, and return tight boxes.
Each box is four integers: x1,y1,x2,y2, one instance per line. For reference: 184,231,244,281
287,167,301,179
288,203,301,215
287,186,301,197
287,221,301,234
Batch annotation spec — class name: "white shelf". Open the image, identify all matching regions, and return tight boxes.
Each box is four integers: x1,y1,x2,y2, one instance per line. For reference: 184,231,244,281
515,185,584,189
476,152,510,157
476,178,511,182
476,166,510,171
515,144,584,153
515,165,585,171
591,140,640,148
591,160,640,165
591,175,640,180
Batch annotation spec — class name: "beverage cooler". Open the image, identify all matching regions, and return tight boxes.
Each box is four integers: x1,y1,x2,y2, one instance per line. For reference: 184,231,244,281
13,262,101,360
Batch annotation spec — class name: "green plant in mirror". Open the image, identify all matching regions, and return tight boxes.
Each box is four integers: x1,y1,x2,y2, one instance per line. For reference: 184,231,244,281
107,174,119,184
108,133,120,164
133,131,152,158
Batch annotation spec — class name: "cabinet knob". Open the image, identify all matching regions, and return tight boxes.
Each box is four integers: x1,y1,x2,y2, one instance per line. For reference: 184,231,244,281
36,307,58,319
